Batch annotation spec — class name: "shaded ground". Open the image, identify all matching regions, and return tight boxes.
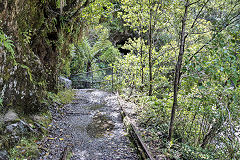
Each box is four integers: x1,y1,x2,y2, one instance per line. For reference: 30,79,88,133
39,89,138,160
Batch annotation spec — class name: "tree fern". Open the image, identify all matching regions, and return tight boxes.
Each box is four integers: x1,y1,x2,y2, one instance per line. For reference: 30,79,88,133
71,26,120,74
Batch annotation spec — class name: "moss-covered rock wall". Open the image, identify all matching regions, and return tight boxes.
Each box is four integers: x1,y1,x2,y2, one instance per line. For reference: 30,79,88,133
0,0,81,113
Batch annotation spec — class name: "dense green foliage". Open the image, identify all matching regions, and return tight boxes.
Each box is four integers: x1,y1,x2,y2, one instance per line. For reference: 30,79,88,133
69,0,240,159
71,25,120,75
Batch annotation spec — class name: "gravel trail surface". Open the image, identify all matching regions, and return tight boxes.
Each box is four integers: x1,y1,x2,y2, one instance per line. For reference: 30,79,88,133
40,89,138,160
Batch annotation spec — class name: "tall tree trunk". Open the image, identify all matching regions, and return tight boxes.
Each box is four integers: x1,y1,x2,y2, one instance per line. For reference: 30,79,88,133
140,0,144,89
139,22,144,90
86,61,92,88
168,0,189,141
148,0,153,96
140,36,144,87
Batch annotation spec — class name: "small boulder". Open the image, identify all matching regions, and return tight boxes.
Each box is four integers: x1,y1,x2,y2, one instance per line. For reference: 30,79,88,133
0,150,9,160
59,76,72,89
5,123,19,134
5,120,36,136
4,110,19,122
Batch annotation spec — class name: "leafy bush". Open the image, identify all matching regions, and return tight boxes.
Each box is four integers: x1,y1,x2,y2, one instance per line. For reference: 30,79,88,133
9,137,39,160
137,95,171,127
180,144,214,160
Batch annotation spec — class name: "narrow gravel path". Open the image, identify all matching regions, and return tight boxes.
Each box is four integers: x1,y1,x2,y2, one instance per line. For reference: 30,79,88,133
40,89,138,160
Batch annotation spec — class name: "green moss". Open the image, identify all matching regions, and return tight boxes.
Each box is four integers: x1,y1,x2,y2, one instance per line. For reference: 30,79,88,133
47,89,75,105
17,1,44,33
37,111,52,129
3,72,10,81
1,0,78,112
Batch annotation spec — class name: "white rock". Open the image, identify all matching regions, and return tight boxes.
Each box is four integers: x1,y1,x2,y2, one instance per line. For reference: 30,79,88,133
4,110,19,122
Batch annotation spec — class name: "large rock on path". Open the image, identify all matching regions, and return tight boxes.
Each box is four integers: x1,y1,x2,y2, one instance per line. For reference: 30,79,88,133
59,76,72,89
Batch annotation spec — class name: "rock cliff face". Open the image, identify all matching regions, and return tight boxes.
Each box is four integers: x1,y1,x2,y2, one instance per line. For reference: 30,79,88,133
0,0,72,112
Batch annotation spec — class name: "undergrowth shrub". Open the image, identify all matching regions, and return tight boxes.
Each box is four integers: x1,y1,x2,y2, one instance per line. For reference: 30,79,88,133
134,95,236,160
9,137,39,160
47,89,75,105
180,144,214,160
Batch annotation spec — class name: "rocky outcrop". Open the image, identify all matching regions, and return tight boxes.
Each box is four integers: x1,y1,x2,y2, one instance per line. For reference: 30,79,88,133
1,110,34,135
0,0,89,113
4,120,36,136
0,0,48,112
